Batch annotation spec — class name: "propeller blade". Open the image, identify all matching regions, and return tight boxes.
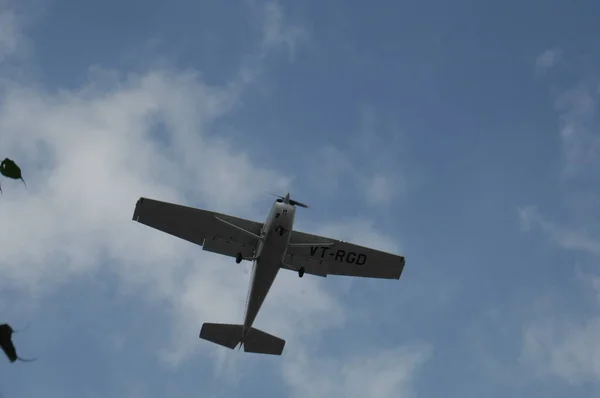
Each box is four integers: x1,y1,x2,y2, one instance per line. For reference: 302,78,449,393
289,199,309,208
267,192,309,208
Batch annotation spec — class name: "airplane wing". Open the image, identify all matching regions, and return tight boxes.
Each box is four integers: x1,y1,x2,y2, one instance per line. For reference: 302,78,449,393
284,230,405,279
132,197,263,259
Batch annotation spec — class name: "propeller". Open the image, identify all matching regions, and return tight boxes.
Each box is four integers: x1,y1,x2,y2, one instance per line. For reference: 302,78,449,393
269,192,309,208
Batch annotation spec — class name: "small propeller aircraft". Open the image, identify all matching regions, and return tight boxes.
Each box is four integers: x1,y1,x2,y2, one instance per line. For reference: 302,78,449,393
132,193,406,356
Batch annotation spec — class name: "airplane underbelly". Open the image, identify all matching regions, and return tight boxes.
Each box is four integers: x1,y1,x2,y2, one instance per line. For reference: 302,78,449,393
243,212,293,330
255,234,287,283
243,232,289,327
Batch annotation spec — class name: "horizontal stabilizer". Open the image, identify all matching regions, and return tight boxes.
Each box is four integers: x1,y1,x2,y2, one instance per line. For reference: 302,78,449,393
243,327,285,355
199,323,243,350
199,323,285,355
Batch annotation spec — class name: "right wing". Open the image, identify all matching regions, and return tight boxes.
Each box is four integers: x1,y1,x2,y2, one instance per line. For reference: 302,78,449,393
132,197,263,259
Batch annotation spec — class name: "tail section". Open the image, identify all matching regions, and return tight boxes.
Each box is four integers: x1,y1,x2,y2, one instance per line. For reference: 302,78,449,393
199,323,285,355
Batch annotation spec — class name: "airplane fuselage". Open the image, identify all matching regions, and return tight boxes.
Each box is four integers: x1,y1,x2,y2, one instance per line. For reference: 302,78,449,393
242,200,296,336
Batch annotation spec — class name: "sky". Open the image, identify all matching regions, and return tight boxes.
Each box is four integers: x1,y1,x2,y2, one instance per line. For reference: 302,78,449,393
0,0,600,396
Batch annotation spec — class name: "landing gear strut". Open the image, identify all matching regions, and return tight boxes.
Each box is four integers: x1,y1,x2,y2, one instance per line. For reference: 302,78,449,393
298,267,305,278
235,252,243,264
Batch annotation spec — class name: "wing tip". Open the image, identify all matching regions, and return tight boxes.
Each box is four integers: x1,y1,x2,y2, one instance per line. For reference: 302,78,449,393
396,256,406,279
132,197,145,221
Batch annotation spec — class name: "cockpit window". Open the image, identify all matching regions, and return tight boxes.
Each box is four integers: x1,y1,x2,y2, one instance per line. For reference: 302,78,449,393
276,199,283,203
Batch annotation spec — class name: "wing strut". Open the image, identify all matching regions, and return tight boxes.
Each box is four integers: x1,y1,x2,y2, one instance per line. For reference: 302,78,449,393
287,242,335,247
214,216,263,241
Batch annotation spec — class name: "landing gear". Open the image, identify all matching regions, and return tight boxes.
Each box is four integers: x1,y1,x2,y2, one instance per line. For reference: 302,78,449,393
236,253,259,264
298,267,305,278
275,226,285,236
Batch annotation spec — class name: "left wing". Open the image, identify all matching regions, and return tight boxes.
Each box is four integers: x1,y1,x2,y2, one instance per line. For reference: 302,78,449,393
284,230,405,279
132,197,263,259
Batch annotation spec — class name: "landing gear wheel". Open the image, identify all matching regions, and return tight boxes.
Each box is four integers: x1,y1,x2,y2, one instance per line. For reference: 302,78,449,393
235,252,243,264
298,267,305,278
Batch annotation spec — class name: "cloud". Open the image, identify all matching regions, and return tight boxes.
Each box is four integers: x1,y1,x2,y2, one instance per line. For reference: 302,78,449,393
517,206,600,256
0,3,36,86
314,217,400,254
535,48,561,75
260,0,308,62
553,81,600,182
518,206,600,388
0,66,301,369
520,278,600,386
518,55,600,390
306,106,408,208
282,343,432,398
0,3,426,396
364,173,404,207
0,8,20,62
519,66,600,255
0,0,331,369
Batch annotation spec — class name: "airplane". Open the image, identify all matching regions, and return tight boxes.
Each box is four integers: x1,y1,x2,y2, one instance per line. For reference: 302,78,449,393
131,193,406,356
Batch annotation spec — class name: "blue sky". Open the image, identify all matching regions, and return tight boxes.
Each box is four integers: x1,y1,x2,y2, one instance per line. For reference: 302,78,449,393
1,0,600,396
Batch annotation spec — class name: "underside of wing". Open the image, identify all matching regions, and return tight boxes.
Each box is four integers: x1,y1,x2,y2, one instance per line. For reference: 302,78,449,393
282,253,328,277
286,230,405,279
132,197,263,259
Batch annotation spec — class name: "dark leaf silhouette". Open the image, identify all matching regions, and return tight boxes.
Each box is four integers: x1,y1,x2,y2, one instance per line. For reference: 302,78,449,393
0,158,27,187
0,324,36,363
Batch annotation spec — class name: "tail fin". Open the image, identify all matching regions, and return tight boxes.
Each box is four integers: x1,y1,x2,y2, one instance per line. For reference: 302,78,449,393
199,323,285,355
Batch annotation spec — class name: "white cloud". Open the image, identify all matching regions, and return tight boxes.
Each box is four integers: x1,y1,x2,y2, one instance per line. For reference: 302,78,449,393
0,8,19,61
518,207,600,388
517,206,600,256
306,145,353,196
0,66,301,364
553,82,600,182
0,3,426,395
535,48,561,75
518,72,600,254
364,173,404,207
260,1,308,62
0,0,330,369
282,343,432,398
0,5,35,87
306,106,408,208
520,278,600,386
314,217,401,254
355,106,408,207
518,62,600,389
